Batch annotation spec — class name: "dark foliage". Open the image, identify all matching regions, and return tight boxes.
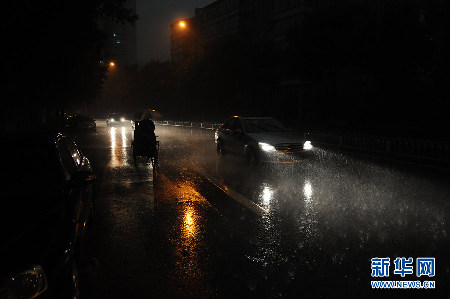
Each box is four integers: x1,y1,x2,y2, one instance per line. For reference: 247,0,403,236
127,36,278,121
106,0,448,138
4,0,137,129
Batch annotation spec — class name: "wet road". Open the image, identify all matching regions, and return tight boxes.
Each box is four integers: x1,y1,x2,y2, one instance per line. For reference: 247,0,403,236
71,121,450,298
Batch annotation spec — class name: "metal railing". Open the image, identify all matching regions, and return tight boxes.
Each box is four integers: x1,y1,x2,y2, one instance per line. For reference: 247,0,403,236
156,120,450,167
157,120,222,130
300,129,450,164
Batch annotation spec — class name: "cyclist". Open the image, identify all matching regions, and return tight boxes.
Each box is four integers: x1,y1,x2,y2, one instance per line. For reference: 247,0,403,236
134,111,156,157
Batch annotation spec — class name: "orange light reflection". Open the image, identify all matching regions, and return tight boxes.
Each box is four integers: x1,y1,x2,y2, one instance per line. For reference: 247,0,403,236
183,205,198,240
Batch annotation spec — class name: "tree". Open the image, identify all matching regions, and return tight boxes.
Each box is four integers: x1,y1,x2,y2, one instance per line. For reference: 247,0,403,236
126,36,277,121
4,0,137,130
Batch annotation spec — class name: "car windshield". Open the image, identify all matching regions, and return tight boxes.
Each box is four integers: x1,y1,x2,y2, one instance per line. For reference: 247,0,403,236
242,118,289,133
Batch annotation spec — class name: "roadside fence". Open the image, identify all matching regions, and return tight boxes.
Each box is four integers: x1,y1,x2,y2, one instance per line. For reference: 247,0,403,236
299,129,450,167
156,120,450,168
157,120,222,130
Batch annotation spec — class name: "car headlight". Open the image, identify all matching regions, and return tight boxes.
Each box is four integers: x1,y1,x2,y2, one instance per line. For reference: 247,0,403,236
110,118,115,122
1,265,48,298
120,117,125,122
303,141,313,150
258,142,276,152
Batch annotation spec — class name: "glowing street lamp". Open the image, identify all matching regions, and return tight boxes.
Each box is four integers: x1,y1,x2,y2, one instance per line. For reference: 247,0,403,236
109,61,115,67
178,21,186,28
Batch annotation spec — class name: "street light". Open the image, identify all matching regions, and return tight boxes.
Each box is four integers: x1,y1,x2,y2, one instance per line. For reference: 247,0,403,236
178,21,186,28
109,61,115,67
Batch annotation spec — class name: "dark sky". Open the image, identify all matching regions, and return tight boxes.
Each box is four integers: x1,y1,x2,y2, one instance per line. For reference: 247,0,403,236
136,0,213,65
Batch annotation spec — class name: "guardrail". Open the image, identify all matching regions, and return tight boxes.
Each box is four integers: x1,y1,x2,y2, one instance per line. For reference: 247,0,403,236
156,120,450,169
157,120,222,130
300,129,450,167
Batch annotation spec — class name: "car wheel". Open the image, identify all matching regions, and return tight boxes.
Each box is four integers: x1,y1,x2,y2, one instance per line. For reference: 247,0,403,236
217,140,228,157
217,140,226,156
246,148,259,168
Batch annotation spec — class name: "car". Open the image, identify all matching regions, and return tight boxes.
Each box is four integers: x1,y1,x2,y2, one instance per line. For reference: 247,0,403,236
0,132,95,298
106,113,127,126
215,116,313,166
65,115,96,131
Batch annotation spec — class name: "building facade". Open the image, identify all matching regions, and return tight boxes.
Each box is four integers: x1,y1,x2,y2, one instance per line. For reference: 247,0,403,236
273,0,310,48
170,0,276,61
169,0,448,128
170,17,201,62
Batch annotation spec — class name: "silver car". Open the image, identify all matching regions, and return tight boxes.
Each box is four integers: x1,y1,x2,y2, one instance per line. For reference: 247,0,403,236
215,116,313,166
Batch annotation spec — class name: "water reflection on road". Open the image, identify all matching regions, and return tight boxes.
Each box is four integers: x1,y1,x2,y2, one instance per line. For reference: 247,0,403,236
215,148,448,279
77,122,450,297
156,124,449,293
109,126,130,168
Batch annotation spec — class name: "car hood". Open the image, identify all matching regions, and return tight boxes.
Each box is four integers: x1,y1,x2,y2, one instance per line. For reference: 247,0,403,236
246,132,306,145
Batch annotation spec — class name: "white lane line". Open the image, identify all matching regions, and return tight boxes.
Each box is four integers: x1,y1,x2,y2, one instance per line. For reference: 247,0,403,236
200,171,268,217
165,135,267,217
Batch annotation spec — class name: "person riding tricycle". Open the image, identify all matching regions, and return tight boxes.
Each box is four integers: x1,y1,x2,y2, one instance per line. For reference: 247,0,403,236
132,111,158,165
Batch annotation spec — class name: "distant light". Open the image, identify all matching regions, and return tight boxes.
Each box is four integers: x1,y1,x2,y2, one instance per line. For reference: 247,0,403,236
109,62,115,67
259,142,276,152
303,141,313,150
120,117,125,122
179,21,186,28
116,41,121,44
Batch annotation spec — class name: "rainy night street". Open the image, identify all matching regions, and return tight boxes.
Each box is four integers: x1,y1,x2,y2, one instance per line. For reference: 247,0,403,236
5,1,449,298
67,121,450,298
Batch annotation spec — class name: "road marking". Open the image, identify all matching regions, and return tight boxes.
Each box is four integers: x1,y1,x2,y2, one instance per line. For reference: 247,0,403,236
165,134,268,217
155,172,230,222
200,171,268,217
